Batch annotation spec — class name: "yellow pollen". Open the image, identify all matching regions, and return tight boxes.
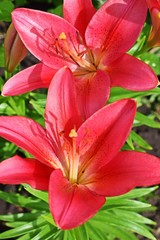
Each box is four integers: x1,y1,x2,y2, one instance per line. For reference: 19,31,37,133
59,32,67,40
69,129,77,138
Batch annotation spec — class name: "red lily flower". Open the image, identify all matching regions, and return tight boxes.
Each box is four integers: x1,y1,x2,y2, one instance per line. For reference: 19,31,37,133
146,0,160,47
2,0,158,119
1,67,160,229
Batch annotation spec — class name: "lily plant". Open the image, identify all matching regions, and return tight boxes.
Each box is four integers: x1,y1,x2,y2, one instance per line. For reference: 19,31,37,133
2,0,158,119
0,67,160,230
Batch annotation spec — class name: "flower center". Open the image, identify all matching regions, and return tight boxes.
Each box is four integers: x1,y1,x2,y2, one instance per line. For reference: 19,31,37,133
54,32,104,76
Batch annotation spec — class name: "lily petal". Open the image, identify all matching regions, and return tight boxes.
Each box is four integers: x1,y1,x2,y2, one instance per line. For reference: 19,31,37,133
77,99,136,173
49,169,105,230
86,0,147,62
0,116,57,168
45,67,82,146
0,155,52,190
63,0,96,37
108,54,158,91
87,151,160,196
2,63,56,96
12,8,79,69
75,70,110,119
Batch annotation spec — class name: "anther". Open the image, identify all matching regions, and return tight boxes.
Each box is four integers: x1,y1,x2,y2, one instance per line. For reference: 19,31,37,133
69,129,77,138
59,32,67,40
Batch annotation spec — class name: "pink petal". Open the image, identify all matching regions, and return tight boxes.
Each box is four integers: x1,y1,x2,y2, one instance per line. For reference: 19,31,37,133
49,169,105,230
0,155,52,190
75,70,110,119
45,67,82,147
87,151,160,196
63,0,96,37
77,99,136,174
108,54,158,91
12,8,79,69
2,63,56,96
0,116,58,168
86,0,147,62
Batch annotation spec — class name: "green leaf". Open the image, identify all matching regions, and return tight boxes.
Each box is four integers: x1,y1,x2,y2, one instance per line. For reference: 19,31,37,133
129,22,151,56
0,140,18,160
0,216,47,239
140,52,160,75
0,45,4,67
130,130,153,150
8,96,26,116
16,229,41,240
72,225,89,240
0,0,14,21
126,133,135,150
48,5,63,16
87,221,139,240
24,184,48,203
14,0,27,6
31,224,58,240
0,77,4,91
86,221,108,240
0,190,49,211
109,186,158,199
102,198,151,211
0,212,41,222
112,209,155,225
0,102,15,115
90,211,156,240
42,213,57,227
135,112,160,128
107,225,139,240
29,92,46,117
109,87,160,103
6,221,28,228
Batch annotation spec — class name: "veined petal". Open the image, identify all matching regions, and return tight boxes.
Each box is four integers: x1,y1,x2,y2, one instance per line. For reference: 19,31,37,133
0,155,52,190
86,151,160,196
77,99,136,174
63,0,96,37
49,169,105,230
86,0,147,62
108,54,158,91
12,8,79,69
75,70,110,119
2,63,56,96
45,67,82,147
0,116,58,168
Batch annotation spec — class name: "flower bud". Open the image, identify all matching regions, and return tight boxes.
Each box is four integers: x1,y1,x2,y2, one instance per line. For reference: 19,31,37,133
147,0,160,47
4,23,28,72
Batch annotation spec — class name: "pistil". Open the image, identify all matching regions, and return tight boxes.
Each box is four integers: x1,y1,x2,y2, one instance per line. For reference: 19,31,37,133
69,129,79,184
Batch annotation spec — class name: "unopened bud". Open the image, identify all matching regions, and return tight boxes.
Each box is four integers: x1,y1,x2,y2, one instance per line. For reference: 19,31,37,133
147,8,160,47
146,0,160,47
4,23,28,72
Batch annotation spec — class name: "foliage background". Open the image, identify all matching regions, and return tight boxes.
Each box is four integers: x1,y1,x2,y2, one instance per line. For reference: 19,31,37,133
0,0,160,239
